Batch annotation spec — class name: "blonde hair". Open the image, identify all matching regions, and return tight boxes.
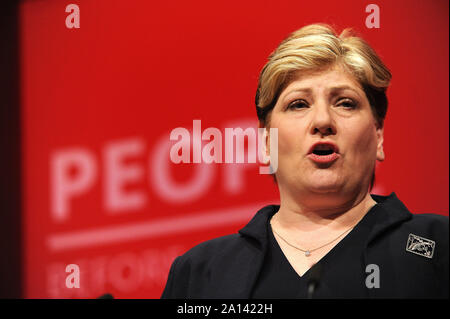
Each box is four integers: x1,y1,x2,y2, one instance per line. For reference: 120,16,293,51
255,24,392,128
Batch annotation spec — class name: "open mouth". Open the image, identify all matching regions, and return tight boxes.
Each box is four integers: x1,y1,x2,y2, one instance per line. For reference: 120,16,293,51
312,149,335,156
311,144,337,156
308,143,340,164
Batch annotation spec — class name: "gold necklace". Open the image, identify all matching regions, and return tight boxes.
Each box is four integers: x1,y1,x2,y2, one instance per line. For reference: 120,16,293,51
270,221,355,257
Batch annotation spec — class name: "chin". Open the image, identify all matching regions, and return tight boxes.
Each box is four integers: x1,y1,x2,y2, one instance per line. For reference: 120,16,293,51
306,181,342,194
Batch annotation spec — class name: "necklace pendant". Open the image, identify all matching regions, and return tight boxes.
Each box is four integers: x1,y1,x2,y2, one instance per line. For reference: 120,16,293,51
305,250,311,257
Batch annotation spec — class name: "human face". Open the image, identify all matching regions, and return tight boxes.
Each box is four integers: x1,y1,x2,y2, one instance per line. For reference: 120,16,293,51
267,65,384,203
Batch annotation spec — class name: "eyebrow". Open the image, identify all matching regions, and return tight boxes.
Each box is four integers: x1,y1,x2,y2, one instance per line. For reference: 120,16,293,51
282,85,363,101
328,85,363,97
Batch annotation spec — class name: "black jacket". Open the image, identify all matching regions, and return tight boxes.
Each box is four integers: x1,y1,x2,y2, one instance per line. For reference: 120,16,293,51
161,193,449,298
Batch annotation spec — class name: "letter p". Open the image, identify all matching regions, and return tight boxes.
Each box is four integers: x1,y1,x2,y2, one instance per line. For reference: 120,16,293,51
51,149,96,222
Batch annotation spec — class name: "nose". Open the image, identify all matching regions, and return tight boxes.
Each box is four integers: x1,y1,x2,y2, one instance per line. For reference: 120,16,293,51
310,102,336,136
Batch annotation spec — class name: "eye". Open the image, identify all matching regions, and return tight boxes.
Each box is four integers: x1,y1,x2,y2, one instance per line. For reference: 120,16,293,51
337,98,357,109
287,99,309,110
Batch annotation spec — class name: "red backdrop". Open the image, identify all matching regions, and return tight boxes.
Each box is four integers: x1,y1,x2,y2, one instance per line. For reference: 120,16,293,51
20,0,449,298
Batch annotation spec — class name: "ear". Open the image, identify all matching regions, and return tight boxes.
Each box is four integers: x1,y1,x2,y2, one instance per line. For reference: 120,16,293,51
376,126,384,162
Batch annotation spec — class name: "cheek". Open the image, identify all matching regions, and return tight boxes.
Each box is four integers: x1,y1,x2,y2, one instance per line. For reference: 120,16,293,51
342,122,378,161
273,118,307,155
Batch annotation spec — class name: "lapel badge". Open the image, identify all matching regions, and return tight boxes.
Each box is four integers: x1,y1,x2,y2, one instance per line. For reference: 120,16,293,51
405,233,435,259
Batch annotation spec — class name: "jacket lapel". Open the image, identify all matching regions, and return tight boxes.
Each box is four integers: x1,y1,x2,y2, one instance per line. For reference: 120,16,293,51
205,205,279,298
366,192,412,244
363,192,412,298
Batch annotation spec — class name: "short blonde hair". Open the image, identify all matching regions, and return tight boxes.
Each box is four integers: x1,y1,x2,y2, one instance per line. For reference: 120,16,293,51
255,24,392,128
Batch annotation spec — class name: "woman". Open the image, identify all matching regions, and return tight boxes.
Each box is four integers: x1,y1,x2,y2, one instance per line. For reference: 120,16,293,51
161,24,448,298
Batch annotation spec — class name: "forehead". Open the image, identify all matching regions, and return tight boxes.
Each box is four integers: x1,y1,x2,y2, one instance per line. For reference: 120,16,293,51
281,65,365,98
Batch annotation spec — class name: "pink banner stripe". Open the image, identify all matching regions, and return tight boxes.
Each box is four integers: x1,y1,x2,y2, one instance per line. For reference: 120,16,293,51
47,202,274,252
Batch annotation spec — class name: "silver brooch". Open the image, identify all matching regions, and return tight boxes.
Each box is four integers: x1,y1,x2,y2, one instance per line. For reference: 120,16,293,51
405,233,435,259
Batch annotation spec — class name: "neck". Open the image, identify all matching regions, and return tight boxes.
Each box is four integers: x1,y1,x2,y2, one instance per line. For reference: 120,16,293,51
273,190,377,233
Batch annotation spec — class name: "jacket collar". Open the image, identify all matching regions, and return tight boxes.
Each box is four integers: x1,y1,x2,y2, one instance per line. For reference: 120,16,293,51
238,192,412,247
238,204,278,246
221,192,412,298
366,192,412,243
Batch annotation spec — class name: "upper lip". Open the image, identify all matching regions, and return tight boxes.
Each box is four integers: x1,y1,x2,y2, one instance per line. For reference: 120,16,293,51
308,141,339,154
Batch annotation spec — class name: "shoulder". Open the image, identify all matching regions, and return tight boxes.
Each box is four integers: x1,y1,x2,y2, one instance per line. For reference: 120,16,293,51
160,233,258,298
174,204,277,267
409,212,448,225
372,192,448,242
174,232,254,269
365,200,448,297
161,204,276,298
402,213,448,241
183,233,242,256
